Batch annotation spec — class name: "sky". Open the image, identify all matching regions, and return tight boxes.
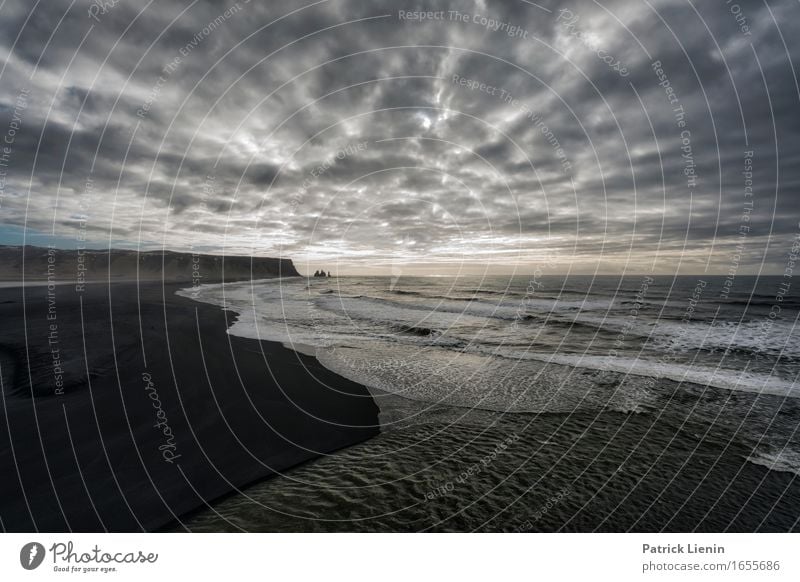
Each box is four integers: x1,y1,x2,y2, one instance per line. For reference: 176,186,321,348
0,0,798,276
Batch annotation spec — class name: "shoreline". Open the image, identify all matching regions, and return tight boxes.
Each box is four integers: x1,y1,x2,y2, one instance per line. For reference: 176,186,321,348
0,279,379,532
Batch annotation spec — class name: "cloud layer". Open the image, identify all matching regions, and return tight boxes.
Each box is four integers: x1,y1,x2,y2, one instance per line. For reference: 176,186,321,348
0,0,798,274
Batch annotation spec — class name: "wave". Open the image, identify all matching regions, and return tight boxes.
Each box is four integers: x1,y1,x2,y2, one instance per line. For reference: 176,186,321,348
389,289,426,296
489,350,799,398
389,324,438,337
315,342,659,414
178,278,799,415
746,447,800,476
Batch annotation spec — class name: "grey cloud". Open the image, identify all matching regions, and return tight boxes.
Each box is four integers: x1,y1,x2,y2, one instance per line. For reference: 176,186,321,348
0,0,798,273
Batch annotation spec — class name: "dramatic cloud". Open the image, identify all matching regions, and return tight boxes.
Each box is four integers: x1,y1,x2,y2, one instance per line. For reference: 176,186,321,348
0,0,798,274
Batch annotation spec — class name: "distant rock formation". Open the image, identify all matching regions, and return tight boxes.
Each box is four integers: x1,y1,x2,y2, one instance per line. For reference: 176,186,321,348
0,245,300,284
312,269,332,278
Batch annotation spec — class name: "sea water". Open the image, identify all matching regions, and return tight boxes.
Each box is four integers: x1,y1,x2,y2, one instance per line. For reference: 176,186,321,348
178,274,800,531
179,275,799,405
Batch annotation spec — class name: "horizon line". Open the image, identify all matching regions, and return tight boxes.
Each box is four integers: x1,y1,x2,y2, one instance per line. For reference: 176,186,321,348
0,243,788,277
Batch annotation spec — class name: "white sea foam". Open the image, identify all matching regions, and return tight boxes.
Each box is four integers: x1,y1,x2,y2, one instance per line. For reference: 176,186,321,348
492,351,799,398
746,447,800,476
178,278,799,411
315,342,658,414
568,313,800,356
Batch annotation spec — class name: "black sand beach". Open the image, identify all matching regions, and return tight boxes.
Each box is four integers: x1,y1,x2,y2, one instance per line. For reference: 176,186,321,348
0,280,379,532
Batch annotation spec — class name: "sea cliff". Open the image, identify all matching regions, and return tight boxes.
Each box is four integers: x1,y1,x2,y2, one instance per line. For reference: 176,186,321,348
0,245,300,283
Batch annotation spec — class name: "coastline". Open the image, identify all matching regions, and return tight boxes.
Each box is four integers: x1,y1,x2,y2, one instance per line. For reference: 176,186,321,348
176,276,800,532
0,279,379,532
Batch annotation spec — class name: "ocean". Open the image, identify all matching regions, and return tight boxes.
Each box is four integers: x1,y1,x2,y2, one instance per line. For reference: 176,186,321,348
177,274,800,531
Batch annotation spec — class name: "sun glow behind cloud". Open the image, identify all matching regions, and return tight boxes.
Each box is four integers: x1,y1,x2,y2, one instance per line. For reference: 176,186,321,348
0,0,797,274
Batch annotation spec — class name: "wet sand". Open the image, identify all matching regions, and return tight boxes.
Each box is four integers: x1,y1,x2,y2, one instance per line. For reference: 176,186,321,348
0,280,379,532
181,404,800,533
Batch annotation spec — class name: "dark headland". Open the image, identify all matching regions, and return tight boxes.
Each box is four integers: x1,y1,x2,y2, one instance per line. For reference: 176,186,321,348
0,246,379,531
0,245,300,282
